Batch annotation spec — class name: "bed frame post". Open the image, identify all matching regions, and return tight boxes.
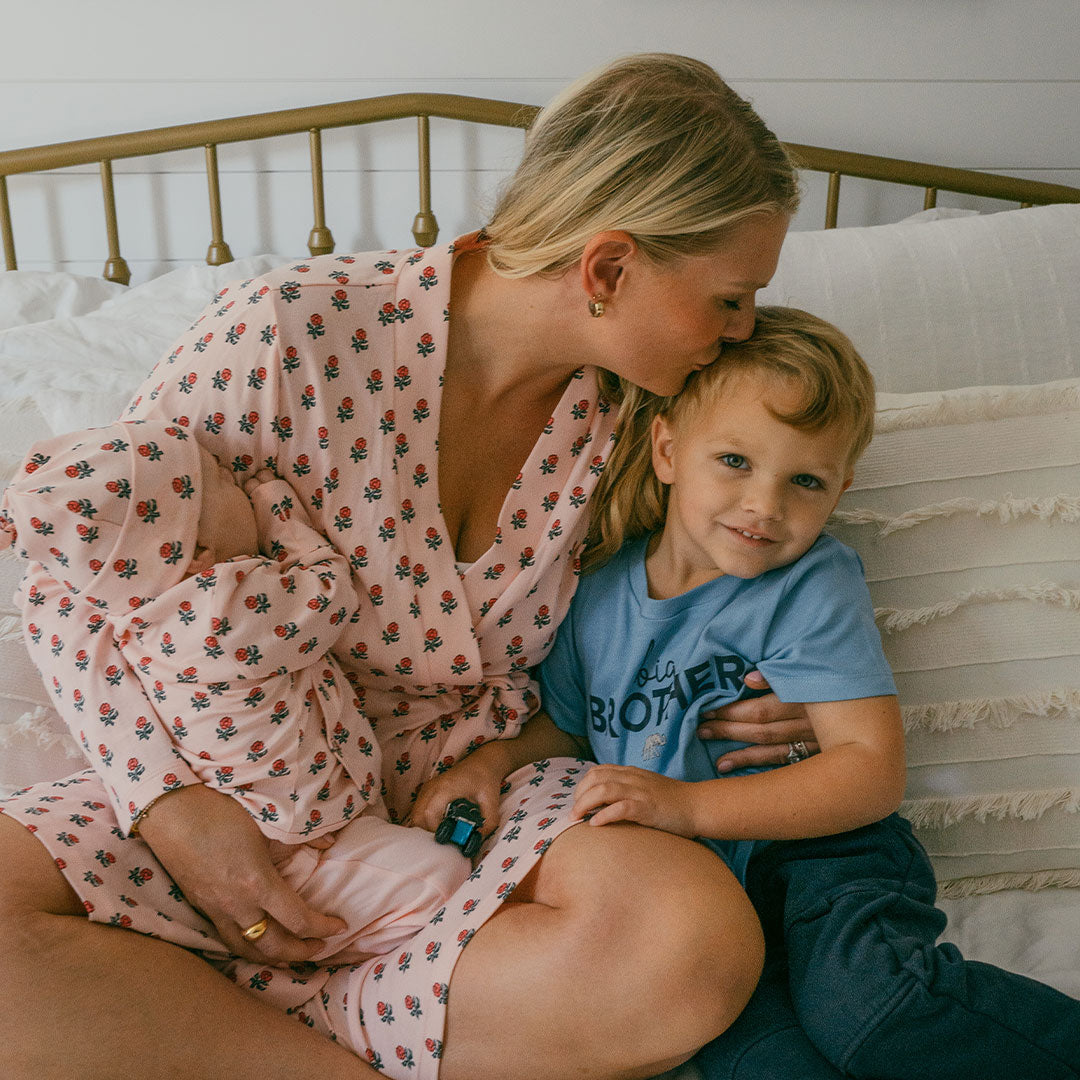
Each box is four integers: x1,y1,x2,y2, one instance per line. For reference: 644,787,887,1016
204,143,234,267
307,128,335,257
825,171,841,229
412,115,439,247
0,176,15,271
100,161,131,285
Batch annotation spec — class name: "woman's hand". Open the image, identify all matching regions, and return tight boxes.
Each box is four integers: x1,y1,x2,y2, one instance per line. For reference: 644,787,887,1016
408,752,506,838
697,670,819,773
136,783,347,963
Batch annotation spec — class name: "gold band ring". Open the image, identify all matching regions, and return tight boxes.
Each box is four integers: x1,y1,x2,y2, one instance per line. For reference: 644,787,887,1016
241,916,269,942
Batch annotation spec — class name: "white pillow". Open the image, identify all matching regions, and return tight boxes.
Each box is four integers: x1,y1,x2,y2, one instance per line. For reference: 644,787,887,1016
762,204,1080,392
0,254,293,432
0,270,126,332
829,377,1080,896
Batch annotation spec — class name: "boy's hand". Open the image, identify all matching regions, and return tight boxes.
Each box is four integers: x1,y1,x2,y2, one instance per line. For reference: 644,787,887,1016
408,753,504,838
571,763,698,837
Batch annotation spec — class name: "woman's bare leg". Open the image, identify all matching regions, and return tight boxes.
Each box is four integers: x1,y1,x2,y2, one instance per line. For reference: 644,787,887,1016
0,813,372,1080
441,821,764,1080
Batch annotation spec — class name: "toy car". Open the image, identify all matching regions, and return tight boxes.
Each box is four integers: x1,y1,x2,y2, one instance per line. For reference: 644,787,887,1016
434,797,485,859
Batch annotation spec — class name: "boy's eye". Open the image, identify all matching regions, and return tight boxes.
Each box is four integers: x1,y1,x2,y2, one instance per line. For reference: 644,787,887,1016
719,453,747,469
723,299,742,311
792,474,823,490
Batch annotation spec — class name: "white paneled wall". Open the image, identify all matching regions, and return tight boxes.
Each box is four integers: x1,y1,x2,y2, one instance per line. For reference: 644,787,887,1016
2,0,1078,282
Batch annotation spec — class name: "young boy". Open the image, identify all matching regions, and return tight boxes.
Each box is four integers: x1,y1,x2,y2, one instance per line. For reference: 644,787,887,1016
1,419,468,962
413,306,1079,1078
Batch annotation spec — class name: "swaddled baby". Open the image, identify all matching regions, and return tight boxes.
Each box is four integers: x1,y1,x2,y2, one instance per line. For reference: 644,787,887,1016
1,420,468,962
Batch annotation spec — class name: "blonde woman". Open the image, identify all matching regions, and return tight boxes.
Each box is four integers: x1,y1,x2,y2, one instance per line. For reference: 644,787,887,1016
0,55,805,1079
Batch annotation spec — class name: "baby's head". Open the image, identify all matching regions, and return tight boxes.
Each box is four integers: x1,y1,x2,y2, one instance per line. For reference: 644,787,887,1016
585,306,874,575
1,420,255,610
190,445,258,576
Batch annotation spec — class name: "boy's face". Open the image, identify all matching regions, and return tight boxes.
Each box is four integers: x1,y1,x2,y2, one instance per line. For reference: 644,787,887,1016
193,447,258,570
651,370,855,588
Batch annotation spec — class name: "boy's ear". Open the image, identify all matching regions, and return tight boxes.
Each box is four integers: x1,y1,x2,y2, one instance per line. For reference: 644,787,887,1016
841,471,854,493
651,415,677,484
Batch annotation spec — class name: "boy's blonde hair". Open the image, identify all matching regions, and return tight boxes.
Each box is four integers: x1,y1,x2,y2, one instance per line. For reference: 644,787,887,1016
583,306,876,571
483,53,799,282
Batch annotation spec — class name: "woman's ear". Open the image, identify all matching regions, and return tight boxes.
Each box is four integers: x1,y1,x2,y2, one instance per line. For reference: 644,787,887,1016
651,415,678,485
579,231,636,304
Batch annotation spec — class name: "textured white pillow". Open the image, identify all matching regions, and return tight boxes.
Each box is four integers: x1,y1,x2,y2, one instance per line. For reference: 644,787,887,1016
762,204,1080,392
829,378,1080,896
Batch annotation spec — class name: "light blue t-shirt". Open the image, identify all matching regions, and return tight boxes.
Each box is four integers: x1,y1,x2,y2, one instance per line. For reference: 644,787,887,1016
537,533,897,882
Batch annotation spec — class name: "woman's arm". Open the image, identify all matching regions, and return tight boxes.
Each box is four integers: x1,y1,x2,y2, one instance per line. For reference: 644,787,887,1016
697,669,819,772
20,569,203,830
409,710,586,833
572,694,905,841
135,782,347,961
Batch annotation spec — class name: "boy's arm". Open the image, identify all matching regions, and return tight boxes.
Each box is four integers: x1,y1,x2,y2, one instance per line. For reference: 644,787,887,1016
572,694,905,839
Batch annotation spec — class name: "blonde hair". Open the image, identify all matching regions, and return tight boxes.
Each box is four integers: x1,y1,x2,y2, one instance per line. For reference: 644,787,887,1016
484,53,799,282
583,306,876,571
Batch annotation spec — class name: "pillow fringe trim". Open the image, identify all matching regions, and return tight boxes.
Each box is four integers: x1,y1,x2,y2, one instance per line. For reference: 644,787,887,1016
902,787,1080,828
876,580,1080,634
901,687,1080,733
936,867,1080,899
875,382,1080,433
831,493,1080,536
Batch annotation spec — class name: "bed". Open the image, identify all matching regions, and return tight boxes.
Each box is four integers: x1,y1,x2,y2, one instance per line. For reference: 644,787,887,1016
1,93,1078,1073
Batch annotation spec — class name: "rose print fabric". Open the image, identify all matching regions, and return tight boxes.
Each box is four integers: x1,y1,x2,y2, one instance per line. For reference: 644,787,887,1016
2,757,592,1077
2,423,384,841
2,235,616,1071
11,232,615,829
2,424,471,962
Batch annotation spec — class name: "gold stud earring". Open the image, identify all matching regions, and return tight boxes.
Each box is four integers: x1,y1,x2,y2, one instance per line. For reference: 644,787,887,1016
588,296,606,318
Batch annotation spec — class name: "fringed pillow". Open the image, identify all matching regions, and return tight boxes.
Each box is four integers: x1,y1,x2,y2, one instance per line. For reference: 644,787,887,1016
829,378,1080,897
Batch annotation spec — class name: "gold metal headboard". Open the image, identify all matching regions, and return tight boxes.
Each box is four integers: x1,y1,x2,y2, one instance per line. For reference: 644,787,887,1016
2,92,1078,284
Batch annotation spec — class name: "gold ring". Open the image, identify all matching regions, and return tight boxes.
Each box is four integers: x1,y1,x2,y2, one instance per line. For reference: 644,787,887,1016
241,916,269,942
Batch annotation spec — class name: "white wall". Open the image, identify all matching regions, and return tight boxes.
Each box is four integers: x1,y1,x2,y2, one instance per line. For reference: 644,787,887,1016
3,0,1078,282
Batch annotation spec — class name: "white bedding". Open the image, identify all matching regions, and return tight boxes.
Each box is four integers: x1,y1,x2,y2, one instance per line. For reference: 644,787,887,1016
0,239,1076,1046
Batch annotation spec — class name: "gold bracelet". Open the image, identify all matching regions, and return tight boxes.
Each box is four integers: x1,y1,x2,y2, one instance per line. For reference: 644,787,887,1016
129,788,177,836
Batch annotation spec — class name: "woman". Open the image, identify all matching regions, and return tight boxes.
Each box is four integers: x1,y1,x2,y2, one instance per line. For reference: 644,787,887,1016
0,54,803,1079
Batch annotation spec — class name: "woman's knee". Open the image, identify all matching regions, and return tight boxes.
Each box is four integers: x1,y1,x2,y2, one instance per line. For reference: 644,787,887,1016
549,823,764,1042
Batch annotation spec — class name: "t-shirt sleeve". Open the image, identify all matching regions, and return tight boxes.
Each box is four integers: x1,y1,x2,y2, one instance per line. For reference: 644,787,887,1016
756,538,896,703
536,607,590,738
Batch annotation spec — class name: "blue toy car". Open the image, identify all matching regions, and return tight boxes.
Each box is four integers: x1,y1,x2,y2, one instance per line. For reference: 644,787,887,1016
434,797,485,859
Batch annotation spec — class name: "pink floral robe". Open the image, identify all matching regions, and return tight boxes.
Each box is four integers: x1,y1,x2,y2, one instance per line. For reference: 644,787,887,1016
1,234,616,1076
